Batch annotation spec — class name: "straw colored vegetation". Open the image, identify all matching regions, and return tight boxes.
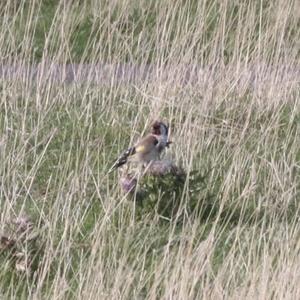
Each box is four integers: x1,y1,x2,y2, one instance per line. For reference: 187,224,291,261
0,0,299,299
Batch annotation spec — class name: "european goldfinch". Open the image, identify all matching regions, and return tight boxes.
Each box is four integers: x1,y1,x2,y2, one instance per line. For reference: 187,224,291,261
109,121,171,173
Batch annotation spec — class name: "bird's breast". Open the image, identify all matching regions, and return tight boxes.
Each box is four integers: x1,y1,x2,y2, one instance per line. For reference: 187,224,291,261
140,149,160,162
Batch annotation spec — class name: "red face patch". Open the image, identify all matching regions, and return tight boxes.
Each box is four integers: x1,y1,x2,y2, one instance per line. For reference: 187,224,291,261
151,122,161,135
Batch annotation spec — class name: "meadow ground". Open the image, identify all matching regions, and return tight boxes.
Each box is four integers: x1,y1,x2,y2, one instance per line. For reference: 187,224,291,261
0,0,299,299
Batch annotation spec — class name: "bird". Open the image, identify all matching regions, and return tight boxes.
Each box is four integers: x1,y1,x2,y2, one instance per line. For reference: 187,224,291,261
109,121,172,173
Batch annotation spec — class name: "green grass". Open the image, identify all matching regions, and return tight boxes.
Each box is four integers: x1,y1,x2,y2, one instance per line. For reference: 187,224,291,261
0,0,299,298
3,0,299,63
1,86,298,296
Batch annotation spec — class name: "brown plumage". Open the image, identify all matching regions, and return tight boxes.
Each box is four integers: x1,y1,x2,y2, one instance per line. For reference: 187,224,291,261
109,121,171,173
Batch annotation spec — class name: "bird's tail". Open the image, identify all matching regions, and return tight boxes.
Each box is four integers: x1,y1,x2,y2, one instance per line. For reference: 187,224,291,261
108,147,136,173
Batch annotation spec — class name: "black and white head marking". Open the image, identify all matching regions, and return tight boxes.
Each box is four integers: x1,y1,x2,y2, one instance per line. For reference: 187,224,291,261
159,122,168,137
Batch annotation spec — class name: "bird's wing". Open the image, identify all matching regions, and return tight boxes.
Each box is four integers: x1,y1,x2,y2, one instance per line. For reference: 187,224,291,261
134,135,158,154
108,135,159,173
108,146,136,173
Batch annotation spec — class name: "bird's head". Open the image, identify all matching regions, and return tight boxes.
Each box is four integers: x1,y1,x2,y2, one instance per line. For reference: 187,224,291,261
151,121,169,137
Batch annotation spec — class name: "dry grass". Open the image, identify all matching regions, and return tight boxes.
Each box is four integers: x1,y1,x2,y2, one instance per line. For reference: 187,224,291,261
0,0,299,299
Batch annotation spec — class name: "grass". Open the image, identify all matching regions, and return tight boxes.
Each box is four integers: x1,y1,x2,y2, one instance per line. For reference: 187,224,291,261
0,0,299,299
